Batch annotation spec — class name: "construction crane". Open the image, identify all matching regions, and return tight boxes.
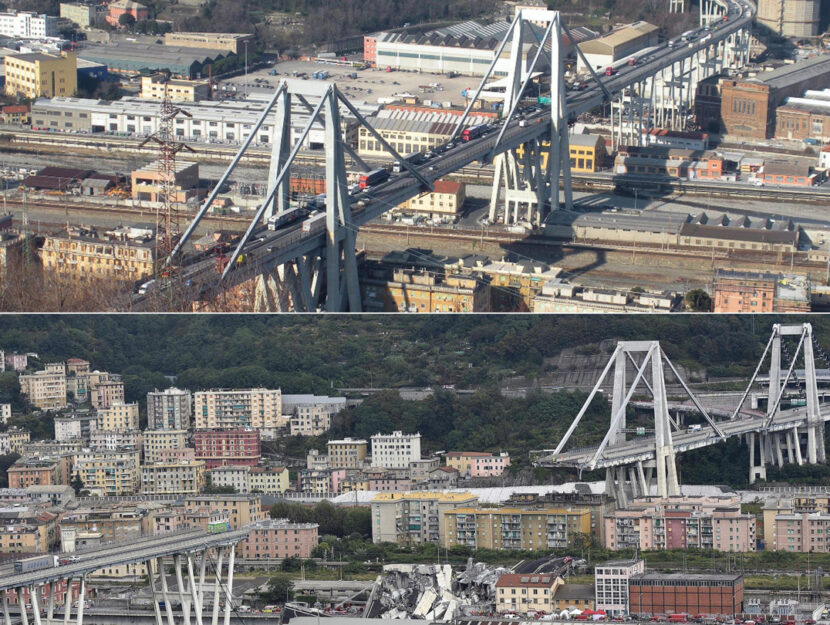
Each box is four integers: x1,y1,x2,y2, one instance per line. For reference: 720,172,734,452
139,79,194,273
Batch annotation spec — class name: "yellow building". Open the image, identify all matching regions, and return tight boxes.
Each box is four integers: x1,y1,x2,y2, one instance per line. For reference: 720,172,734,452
568,134,606,173
0,428,31,454
496,574,563,614
88,560,155,580
91,380,125,409
140,74,210,102
143,430,188,463
364,269,491,313
5,52,77,99
183,495,264,529
327,438,368,470
193,388,283,430
140,460,206,495
41,228,155,282
73,450,140,495
371,491,478,545
516,133,606,174
20,368,67,410
97,402,139,431
0,514,59,554
249,466,289,493
443,507,592,550
396,180,466,221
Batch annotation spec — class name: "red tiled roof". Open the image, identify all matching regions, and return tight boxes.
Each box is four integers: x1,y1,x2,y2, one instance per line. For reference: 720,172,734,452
433,179,462,194
446,451,493,458
496,573,558,588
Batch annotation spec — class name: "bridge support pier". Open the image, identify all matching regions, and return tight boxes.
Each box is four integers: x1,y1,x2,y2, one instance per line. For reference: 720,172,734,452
488,9,572,226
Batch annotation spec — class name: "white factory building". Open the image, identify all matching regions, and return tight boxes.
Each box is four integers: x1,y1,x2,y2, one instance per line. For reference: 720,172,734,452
30,94,382,148
0,11,58,39
371,19,597,78
576,21,659,73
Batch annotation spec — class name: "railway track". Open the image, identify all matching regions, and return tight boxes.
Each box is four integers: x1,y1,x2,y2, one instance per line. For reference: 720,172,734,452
9,130,830,203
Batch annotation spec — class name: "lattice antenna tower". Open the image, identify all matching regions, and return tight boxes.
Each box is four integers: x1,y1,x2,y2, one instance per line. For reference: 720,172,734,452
140,78,193,271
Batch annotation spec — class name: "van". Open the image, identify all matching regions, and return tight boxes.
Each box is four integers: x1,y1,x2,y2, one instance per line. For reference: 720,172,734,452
687,424,702,433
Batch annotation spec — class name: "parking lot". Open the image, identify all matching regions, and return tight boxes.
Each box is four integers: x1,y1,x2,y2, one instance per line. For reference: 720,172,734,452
217,59,487,108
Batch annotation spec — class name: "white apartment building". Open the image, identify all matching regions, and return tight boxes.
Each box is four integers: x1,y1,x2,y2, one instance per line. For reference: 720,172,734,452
0,403,10,424
141,460,206,495
209,465,250,493
97,402,139,431
370,430,422,469
594,559,645,616
143,430,188,463
194,388,282,433
89,430,142,452
54,417,82,441
283,394,346,436
54,413,98,441
0,11,59,39
146,387,192,430
20,367,67,410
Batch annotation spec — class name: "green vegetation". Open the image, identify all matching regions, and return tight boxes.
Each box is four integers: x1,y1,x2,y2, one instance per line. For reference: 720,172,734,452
0,453,19,488
1,315,827,487
262,576,294,604
269,501,371,537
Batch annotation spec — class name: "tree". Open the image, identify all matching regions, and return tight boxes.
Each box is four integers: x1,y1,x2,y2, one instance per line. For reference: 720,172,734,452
684,289,712,312
118,13,136,27
262,576,294,604
71,472,84,495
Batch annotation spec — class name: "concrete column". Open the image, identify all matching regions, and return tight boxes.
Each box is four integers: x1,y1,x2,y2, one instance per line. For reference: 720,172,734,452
31,587,42,625
62,582,71,625
46,582,55,625
148,558,164,625
18,590,28,625
3,592,12,625
748,432,756,484
174,555,191,625
75,578,85,625
611,348,627,446
211,549,225,625
187,554,204,625
793,426,804,465
222,545,235,625
636,461,648,496
159,558,177,625
775,433,785,468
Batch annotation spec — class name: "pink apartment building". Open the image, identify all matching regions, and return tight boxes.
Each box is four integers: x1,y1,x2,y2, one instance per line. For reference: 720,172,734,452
238,519,319,559
774,512,830,552
445,451,511,478
604,496,755,552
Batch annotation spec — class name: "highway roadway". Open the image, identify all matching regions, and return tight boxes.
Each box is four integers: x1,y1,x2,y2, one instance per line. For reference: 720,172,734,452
536,404,826,471
0,529,249,592
131,0,755,308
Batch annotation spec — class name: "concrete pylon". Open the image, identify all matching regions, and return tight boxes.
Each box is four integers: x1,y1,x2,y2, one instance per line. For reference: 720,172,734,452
489,9,573,226
652,346,680,497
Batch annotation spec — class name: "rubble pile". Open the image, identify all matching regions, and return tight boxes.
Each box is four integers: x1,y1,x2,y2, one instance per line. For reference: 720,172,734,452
376,559,510,621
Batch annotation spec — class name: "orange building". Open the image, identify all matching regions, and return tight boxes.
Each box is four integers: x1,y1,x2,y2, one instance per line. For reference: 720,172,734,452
106,0,149,26
8,456,73,488
713,269,810,313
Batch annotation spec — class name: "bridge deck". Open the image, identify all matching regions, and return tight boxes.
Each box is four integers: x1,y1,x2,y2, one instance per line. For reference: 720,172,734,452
538,407,825,470
0,529,249,591
132,0,754,309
